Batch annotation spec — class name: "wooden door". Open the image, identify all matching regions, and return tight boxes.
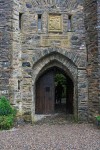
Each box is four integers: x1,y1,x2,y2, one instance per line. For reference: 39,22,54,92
36,70,55,114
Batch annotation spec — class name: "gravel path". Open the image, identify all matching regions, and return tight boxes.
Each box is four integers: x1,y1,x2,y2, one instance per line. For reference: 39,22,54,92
0,123,100,150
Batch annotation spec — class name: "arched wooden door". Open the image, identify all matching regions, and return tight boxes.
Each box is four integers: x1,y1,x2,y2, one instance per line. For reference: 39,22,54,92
36,70,55,114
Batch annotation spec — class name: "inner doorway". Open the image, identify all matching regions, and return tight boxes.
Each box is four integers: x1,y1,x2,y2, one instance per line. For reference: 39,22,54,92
35,67,74,115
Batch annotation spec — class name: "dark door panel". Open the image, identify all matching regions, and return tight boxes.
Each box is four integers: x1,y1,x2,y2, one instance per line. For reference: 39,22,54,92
36,70,55,114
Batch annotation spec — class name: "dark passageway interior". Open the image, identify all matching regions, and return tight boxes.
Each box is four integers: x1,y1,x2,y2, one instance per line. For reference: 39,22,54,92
54,67,74,114
35,67,74,115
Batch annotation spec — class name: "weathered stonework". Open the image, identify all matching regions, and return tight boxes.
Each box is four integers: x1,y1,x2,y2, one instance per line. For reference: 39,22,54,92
0,0,99,122
84,0,100,121
41,35,70,48
0,0,13,97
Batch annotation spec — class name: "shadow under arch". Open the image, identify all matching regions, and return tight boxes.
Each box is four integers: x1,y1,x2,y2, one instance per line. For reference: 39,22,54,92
32,52,78,84
35,60,75,83
31,52,78,121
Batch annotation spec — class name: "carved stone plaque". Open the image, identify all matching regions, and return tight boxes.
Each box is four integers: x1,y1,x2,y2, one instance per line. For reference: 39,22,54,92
41,35,70,48
48,14,62,32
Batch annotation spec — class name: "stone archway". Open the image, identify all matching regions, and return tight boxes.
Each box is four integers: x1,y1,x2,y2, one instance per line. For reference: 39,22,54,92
31,52,79,121
35,66,74,115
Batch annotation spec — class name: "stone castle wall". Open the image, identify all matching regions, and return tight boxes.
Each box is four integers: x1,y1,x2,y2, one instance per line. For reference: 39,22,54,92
0,0,99,122
11,0,88,121
97,0,100,115
84,0,100,120
0,0,13,97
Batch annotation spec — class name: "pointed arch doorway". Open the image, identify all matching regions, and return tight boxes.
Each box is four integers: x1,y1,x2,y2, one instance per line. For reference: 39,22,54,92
35,66,74,115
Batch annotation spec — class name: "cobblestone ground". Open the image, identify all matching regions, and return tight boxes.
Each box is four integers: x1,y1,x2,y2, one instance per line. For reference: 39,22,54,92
0,115,100,150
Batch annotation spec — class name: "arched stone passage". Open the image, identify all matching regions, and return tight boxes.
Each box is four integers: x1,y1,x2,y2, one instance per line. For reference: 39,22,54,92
32,52,78,83
36,60,75,82
31,51,88,122
31,52,79,121
35,66,74,115
32,48,86,68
